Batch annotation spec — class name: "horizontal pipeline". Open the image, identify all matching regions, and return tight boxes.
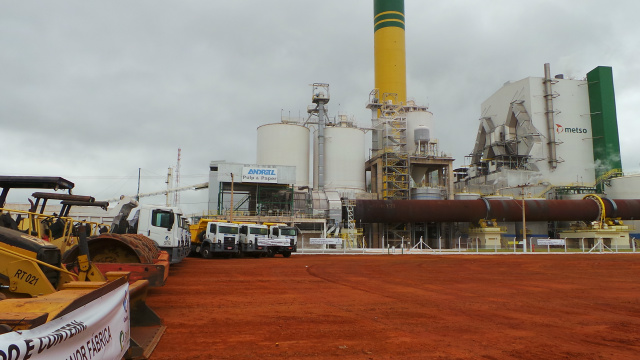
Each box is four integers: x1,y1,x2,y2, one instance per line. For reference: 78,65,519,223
354,199,640,223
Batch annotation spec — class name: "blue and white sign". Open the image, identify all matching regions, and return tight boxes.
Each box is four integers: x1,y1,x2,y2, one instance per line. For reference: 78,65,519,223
242,167,278,183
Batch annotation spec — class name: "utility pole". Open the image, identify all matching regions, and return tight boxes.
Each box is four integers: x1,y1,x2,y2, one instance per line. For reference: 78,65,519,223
174,148,181,206
229,173,234,222
517,183,530,253
136,168,141,201
165,167,173,207
522,191,527,253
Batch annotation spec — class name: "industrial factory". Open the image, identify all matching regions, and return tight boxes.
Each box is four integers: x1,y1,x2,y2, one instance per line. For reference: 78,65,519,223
203,0,640,252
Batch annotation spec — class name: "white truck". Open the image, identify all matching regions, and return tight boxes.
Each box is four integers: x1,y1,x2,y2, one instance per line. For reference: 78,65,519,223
265,223,298,258
192,221,240,258
238,223,269,257
120,204,191,264
69,196,191,264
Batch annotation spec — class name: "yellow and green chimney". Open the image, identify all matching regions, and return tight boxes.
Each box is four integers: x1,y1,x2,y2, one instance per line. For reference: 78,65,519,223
374,0,406,105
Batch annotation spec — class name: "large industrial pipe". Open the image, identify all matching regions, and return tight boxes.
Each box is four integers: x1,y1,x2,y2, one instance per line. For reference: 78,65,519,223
544,63,558,169
374,0,406,105
355,199,640,223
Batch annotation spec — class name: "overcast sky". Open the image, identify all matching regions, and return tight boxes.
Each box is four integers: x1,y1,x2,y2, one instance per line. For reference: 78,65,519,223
2,0,639,214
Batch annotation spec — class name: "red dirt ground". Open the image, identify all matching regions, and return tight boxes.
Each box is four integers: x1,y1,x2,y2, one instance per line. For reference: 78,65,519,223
147,254,640,359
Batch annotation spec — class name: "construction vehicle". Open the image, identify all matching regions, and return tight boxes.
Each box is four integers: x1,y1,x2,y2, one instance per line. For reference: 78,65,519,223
189,219,298,258
0,224,165,359
189,220,239,258
104,197,191,264
264,222,298,258
0,176,169,287
237,222,269,257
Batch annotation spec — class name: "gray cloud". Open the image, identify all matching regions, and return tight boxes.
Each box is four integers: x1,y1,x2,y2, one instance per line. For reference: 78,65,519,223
2,0,639,214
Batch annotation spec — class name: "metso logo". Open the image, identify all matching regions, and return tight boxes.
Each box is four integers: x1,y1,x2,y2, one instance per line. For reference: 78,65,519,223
556,124,587,134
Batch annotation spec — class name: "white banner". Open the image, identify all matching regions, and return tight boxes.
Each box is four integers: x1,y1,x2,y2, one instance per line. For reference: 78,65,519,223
0,279,130,360
257,238,291,246
537,239,565,246
241,167,278,183
310,238,342,245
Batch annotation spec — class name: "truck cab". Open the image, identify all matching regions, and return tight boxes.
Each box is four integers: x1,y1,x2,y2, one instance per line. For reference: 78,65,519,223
238,223,269,257
197,221,239,258
129,205,190,264
266,223,297,258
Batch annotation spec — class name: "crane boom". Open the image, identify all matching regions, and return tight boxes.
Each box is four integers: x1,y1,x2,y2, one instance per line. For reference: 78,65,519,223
106,182,208,202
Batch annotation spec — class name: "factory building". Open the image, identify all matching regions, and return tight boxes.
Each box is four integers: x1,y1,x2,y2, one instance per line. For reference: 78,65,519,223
201,0,639,251
205,85,375,247
457,64,621,198
207,162,297,217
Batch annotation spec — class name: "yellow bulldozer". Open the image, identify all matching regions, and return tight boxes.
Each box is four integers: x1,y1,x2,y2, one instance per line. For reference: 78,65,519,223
0,222,165,359
0,176,165,359
0,176,169,287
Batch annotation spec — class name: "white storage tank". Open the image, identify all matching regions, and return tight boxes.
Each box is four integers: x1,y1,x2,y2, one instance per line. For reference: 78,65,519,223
405,107,434,154
314,125,366,191
257,123,310,187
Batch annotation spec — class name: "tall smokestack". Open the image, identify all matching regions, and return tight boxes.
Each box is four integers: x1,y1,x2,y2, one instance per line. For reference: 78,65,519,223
373,0,406,105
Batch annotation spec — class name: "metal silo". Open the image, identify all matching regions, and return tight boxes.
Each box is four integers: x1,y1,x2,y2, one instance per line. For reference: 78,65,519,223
405,107,434,154
313,125,365,191
411,187,443,200
256,123,310,187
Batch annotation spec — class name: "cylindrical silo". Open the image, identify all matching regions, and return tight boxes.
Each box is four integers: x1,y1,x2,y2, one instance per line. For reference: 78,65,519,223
411,187,443,200
314,126,365,191
257,123,310,187
414,126,430,144
406,109,434,154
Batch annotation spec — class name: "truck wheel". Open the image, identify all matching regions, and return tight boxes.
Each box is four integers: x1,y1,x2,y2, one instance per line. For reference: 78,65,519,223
201,244,212,259
282,251,292,258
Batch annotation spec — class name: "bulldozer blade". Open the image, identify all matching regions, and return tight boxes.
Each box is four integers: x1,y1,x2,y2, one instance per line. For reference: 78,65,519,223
156,250,171,282
94,262,167,287
126,279,166,359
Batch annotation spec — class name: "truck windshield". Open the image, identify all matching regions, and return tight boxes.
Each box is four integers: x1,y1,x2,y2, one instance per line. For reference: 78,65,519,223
151,210,173,229
280,228,296,236
250,227,268,235
219,226,239,234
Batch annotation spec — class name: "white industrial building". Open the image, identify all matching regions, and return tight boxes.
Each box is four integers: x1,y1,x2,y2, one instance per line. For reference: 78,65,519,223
459,64,603,197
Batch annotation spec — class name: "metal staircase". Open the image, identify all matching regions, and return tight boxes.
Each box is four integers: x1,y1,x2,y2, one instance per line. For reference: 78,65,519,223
381,102,409,200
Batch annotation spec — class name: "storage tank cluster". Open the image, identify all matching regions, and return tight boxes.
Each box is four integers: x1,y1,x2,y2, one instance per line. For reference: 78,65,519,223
256,112,366,195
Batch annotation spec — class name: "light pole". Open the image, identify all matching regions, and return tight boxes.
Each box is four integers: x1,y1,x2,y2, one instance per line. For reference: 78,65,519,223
229,173,234,222
517,183,530,253
522,191,527,253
